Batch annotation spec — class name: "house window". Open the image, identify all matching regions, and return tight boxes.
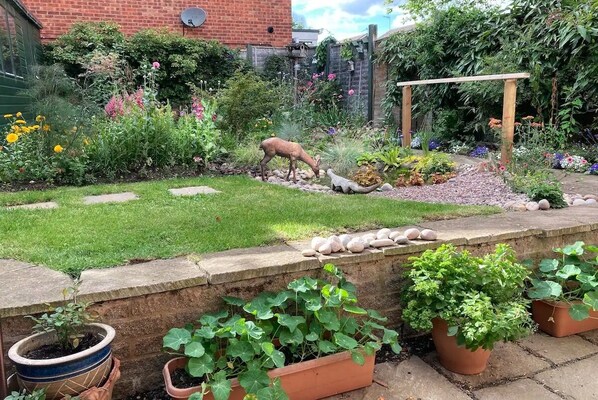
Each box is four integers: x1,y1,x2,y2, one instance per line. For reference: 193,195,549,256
0,5,25,78
0,5,11,75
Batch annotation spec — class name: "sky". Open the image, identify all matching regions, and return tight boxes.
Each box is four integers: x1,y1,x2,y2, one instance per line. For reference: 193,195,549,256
292,0,412,41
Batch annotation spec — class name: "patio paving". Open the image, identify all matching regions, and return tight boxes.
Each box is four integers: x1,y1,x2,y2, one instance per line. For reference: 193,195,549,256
168,186,221,196
83,192,139,205
325,332,598,400
6,201,58,210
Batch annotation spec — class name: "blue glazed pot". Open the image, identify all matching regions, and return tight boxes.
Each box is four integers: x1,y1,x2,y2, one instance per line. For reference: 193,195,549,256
8,323,115,400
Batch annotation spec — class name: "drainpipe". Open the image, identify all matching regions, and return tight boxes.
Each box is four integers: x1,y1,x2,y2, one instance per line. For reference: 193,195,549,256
0,319,7,398
367,24,378,123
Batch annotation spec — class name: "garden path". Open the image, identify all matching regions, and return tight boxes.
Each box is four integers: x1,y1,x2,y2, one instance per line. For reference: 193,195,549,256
555,170,598,199
326,331,598,400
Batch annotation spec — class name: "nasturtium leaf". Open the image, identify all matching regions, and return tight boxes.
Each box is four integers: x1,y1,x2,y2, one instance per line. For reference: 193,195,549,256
323,263,342,279
364,341,381,355
222,296,245,307
261,342,275,355
288,277,318,293
585,245,598,253
382,329,399,344
210,371,232,400
277,314,306,333
163,328,192,351
569,304,590,321
238,369,270,393
305,332,319,341
188,354,215,377
268,291,291,307
228,341,255,362
318,340,337,354
270,350,285,368
256,378,289,400
343,305,367,315
341,317,359,335
315,309,340,331
279,327,304,346
184,341,206,358
333,332,358,350
351,350,365,366
539,259,559,273
199,310,229,326
447,326,459,336
189,392,204,400
194,326,215,340
527,281,562,299
244,321,265,339
366,309,388,321
556,264,581,280
391,342,402,354
583,290,598,310
563,242,584,256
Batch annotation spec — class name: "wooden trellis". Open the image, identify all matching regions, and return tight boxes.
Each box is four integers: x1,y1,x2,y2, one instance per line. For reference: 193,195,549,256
397,73,530,163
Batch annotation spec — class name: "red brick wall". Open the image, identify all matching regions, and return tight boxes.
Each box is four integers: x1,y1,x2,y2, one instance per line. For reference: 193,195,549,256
20,0,292,47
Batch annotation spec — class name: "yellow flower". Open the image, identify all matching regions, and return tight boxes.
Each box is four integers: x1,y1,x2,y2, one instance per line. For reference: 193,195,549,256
11,125,20,134
16,112,22,118
71,126,78,133
35,115,45,122
83,138,90,146
31,125,40,130
15,119,26,124
21,127,30,134
3,114,13,118
54,144,64,153
6,133,18,143
42,125,50,132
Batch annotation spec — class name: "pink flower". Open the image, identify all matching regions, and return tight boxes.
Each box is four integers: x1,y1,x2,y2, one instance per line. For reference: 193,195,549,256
327,73,336,81
348,89,355,96
312,73,319,80
307,81,313,87
212,113,217,122
582,159,588,164
104,96,125,119
152,61,160,70
499,165,506,172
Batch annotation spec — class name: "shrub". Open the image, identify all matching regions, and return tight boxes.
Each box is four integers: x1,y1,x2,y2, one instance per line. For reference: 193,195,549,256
305,72,343,111
217,71,280,140
262,54,290,82
352,165,383,187
512,171,567,208
321,139,366,177
414,152,456,179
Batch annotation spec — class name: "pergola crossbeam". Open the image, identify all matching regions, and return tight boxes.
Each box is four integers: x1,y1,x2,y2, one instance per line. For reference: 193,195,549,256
396,73,530,87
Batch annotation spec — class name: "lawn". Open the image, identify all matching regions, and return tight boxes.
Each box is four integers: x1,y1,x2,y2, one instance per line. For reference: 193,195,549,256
0,176,498,275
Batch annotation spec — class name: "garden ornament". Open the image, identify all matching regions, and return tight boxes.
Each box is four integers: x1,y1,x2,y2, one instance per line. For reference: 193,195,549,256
327,169,382,194
259,137,321,182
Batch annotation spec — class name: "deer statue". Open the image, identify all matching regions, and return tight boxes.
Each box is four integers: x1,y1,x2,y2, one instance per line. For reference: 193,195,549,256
259,137,321,183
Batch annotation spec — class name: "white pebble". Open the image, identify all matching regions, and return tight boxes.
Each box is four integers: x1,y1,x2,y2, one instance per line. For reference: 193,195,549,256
347,239,365,253
339,234,352,247
318,243,332,255
394,236,409,245
573,199,586,206
302,249,316,257
377,228,391,239
404,228,421,240
370,239,395,248
388,231,401,240
526,202,540,211
329,240,343,253
538,199,550,210
587,199,597,205
420,229,438,241
311,237,327,251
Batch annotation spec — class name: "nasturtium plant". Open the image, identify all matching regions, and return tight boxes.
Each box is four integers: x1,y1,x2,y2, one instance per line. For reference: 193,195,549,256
527,241,598,321
163,264,401,399
403,244,535,351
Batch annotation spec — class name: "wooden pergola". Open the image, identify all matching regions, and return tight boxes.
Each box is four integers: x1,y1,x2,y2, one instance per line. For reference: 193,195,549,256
397,73,530,163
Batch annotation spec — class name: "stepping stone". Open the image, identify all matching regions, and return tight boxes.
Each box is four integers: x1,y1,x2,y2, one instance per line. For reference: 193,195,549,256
83,192,138,205
168,186,221,196
535,354,598,399
475,378,561,400
518,332,598,364
7,201,58,210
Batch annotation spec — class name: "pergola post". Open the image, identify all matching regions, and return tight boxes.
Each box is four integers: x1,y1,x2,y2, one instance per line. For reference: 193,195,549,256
501,79,517,164
402,85,412,148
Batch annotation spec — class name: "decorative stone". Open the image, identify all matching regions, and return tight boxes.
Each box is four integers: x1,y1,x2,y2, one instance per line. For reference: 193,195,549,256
370,239,395,248
380,183,393,192
339,234,352,247
302,249,316,257
359,237,371,248
377,228,391,238
362,233,376,244
328,235,342,245
573,199,586,206
318,243,332,255
388,231,401,240
420,229,438,241
586,199,597,205
538,199,550,210
514,203,528,212
404,228,421,240
584,194,597,201
311,237,327,251
526,201,540,211
326,240,341,253
394,236,410,245
347,239,365,253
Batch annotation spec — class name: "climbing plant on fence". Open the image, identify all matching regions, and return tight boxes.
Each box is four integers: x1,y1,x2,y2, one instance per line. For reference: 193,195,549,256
378,0,598,143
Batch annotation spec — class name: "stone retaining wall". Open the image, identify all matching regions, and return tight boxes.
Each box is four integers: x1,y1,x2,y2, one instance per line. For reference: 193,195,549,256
2,207,598,398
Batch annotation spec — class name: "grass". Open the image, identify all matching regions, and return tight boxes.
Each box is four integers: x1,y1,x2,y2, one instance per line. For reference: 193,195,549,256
0,176,499,275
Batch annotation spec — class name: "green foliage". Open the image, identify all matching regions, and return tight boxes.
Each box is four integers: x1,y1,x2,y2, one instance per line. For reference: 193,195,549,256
414,152,455,179
511,171,567,208
4,389,47,400
305,73,343,111
527,242,598,321
314,36,336,71
262,54,290,82
403,244,535,350
352,165,384,187
217,72,280,140
163,264,401,399
321,139,367,176
26,280,96,351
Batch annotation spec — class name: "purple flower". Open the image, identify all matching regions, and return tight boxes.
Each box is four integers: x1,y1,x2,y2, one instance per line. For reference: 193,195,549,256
327,127,337,136
152,61,160,70
469,145,489,158
590,163,598,175
429,140,441,151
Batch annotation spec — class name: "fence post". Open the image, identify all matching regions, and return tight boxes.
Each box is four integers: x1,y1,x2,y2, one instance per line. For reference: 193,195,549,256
402,85,412,148
501,79,517,164
367,24,377,123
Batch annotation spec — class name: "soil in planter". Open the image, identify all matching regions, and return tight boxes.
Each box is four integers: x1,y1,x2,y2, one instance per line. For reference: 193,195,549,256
171,368,205,389
24,333,102,359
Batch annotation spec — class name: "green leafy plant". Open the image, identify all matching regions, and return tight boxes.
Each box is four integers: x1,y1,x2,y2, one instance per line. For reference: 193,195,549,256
414,152,455,179
403,244,535,350
511,171,567,209
376,146,403,171
352,165,383,187
321,139,366,177
163,264,401,400
4,389,47,400
26,280,97,351
527,242,598,321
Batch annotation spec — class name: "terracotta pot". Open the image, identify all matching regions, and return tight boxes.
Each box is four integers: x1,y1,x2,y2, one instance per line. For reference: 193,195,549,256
8,323,116,400
532,300,598,337
431,318,491,375
163,351,375,400
7,357,121,400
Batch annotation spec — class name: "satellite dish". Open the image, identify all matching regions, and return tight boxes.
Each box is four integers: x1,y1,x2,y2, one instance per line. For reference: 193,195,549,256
181,8,207,28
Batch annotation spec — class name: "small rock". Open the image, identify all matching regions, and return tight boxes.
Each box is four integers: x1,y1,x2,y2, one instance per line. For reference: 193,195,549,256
388,231,401,240
394,236,409,245
329,240,343,253
514,203,528,212
504,201,515,210
370,239,395,248
377,228,391,238
526,201,540,211
311,237,327,251
573,199,586,206
586,199,597,205
404,228,421,240
347,239,365,253
362,233,376,244
318,243,332,255
339,234,352,247
302,249,316,257
360,238,371,248
380,183,393,192
328,235,342,245
420,229,438,241
538,199,550,210
584,194,597,201
268,176,278,182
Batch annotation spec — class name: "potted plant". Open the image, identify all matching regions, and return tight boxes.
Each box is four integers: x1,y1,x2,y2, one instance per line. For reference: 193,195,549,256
403,244,535,375
162,264,401,400
7,282,117,400
527,241,598,337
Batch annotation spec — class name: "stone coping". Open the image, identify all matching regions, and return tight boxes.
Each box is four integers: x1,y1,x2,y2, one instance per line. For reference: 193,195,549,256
1,205,597,318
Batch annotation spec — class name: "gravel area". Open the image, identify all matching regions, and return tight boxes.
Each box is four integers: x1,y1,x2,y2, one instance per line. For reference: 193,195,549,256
372,166,529,208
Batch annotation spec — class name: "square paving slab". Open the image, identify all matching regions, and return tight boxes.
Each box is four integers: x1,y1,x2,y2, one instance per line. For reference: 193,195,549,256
474,378,562,400
83,192,138,204
535,355,598,399
517,332,598,364
7,201,58,210
168,186,221,196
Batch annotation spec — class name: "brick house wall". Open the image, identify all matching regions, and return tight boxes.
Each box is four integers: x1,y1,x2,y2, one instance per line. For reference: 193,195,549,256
20,0,291,47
